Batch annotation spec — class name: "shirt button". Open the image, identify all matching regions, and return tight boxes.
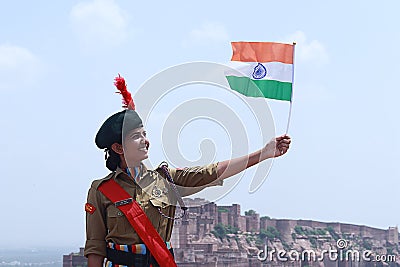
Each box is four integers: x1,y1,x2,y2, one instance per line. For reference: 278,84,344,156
117,211,123,216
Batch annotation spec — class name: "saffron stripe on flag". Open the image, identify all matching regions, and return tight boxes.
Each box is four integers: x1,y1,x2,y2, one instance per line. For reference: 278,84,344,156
226,76,292,101
231,42,294,64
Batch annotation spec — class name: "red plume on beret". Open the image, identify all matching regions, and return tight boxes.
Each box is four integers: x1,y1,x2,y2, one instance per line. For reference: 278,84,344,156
114,74,135,110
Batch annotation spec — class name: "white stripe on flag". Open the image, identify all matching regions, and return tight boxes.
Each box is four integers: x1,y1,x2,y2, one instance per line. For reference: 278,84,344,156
225,61,293,83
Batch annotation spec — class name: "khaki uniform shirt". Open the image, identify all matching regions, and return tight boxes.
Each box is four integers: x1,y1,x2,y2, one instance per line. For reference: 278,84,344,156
84,163,222,257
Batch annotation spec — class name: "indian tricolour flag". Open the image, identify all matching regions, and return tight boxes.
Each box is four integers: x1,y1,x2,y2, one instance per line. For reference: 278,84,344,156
226,42,294,101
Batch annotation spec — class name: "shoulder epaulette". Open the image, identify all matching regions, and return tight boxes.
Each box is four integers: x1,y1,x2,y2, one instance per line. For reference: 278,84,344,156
91,172,115,189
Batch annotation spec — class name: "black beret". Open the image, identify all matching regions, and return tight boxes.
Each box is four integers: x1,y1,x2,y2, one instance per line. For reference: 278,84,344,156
95,109,143,149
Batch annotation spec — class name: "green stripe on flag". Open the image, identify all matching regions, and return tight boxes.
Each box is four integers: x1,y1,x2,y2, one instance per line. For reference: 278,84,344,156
226,76,292,101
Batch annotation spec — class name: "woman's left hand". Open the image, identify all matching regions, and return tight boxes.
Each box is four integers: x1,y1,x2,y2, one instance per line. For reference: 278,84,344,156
262,134,291,158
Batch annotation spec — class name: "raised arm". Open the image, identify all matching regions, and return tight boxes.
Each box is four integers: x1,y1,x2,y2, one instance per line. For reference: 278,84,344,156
217,134,291,180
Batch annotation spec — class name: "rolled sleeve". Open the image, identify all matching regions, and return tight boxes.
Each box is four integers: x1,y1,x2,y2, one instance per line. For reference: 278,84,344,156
84,239,107,257
169,162,223,188
84,185,107,258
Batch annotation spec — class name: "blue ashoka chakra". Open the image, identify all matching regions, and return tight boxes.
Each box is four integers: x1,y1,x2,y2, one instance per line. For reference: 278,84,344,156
252,63,267,79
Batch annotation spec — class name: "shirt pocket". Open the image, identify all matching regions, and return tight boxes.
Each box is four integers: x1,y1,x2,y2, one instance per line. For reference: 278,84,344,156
147,197,174,236
149,197,171,209
106,205,129,233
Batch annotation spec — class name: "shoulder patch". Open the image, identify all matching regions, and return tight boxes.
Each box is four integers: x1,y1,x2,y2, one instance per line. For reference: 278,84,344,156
85,203,96,214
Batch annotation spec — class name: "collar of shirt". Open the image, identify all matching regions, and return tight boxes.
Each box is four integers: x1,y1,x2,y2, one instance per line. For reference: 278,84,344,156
114,163,148,183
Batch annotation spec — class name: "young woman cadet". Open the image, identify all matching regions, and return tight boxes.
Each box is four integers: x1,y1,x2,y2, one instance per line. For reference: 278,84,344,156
84,75,291,267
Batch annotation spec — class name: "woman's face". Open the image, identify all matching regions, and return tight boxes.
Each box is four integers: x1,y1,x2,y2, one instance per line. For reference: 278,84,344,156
123,127,149,165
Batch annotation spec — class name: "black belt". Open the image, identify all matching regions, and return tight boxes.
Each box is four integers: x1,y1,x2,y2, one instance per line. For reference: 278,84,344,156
106,247,175,267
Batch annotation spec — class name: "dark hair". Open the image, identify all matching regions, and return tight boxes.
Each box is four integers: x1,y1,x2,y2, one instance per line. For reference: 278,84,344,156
105,148,121,171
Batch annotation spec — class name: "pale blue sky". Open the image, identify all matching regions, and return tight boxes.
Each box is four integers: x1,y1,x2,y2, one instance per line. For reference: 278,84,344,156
0,0,399,248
